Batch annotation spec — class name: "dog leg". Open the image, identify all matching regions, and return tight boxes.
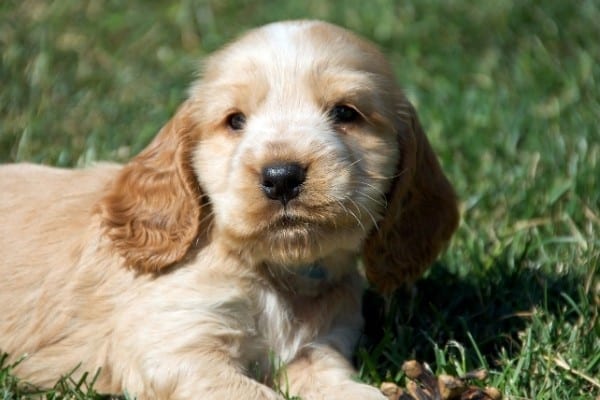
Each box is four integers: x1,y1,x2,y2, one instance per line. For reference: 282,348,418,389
281,345,386,400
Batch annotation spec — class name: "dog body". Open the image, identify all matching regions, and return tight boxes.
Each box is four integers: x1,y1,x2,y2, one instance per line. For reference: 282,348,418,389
0,164,364,398
0,21,458,399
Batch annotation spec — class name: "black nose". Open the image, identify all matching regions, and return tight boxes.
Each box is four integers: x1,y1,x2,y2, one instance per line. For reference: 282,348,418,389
260,163,306,205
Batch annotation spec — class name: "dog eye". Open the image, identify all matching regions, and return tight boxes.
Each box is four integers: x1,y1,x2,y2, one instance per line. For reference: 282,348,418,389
329,105,360,124
227,112,246,131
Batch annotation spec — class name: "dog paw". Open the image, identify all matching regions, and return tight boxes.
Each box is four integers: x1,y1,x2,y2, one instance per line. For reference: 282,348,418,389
331,381,388,400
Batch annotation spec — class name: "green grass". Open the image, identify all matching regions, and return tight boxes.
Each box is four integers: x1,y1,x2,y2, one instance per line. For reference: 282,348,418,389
1,0,599,399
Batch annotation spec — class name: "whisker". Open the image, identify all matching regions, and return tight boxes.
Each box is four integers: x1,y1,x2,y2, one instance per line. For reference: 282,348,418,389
348,181,387,207
347,197,378,232
336,198,366,234
387,167,410,180
346,197,363,219
346,158,363,169
361,192,387,208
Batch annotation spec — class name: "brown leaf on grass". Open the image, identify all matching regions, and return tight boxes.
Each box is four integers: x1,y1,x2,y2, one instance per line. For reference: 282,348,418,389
460,387,501,400
380,381,414,400
402,360,441,400
380,360,502,400
438,374,466,399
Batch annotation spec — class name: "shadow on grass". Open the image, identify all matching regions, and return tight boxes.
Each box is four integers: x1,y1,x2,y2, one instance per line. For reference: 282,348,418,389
360,257,586,374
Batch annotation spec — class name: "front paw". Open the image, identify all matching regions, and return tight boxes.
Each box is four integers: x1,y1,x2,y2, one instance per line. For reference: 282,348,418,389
336,382,387,400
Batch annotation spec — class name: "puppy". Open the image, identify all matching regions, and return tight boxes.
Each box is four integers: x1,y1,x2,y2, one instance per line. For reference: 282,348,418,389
0,20,458,399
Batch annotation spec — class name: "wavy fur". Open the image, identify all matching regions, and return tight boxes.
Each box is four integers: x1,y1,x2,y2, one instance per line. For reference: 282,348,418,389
0,20,457,399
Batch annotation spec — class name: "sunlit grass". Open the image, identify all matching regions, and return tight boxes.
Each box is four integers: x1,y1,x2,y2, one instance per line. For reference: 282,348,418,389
1,0,598,398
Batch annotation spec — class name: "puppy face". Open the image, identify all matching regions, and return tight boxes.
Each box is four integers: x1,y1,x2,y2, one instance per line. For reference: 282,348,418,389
101,20,458,293
191,21,400,266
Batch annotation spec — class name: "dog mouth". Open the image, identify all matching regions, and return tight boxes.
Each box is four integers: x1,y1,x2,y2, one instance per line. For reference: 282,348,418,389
266,205,343,234
262,214,318,241
271,213,310,228
220,198,369,266
260,197,369,235
221,193,370,247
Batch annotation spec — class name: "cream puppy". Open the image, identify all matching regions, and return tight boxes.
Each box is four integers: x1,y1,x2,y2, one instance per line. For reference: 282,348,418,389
0,20,458,399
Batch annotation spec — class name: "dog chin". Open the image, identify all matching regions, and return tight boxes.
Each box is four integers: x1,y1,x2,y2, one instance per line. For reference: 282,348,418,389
260,224,366,267
261,225,322,263
220,211,365,266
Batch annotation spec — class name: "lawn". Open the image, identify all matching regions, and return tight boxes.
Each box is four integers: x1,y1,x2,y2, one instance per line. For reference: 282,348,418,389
1,0,599,399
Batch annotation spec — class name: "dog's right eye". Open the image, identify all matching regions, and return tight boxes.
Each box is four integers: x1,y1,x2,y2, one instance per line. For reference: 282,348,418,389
329,105,360,125
227,112,246,131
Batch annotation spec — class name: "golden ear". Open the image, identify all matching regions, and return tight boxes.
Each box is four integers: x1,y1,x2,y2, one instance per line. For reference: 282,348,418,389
363,99,459,294
99,102,202,273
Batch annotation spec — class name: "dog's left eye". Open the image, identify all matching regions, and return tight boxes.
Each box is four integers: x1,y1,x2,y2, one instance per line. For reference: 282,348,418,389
227,112,246,131
329,105,360,124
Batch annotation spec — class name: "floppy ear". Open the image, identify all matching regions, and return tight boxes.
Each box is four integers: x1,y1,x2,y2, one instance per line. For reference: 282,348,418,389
363,98,459,294
99,101,202,273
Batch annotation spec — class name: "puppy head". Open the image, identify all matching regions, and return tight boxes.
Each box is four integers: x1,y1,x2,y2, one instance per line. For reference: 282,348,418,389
192,21,400,267
100,21,458,293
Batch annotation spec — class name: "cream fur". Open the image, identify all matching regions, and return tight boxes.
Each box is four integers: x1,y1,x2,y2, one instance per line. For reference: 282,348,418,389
0,20,458,399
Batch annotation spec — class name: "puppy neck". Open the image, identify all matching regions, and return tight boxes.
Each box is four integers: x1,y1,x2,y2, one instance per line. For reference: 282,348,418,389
262,251,358,297
295,261,328,280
